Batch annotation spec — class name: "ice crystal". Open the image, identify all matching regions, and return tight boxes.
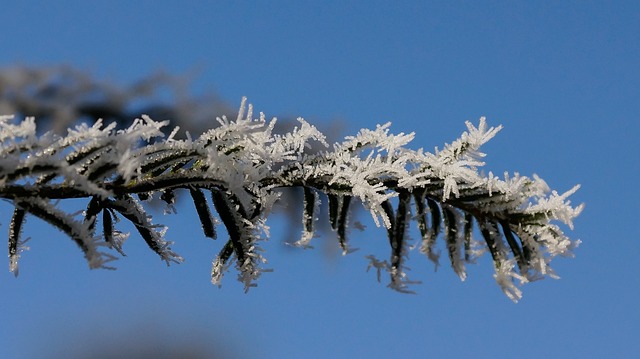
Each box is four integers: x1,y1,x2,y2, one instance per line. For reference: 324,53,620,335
494,259,529,302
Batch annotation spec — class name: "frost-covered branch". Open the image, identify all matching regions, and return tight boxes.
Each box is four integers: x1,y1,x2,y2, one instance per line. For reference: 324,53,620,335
0,98,582,301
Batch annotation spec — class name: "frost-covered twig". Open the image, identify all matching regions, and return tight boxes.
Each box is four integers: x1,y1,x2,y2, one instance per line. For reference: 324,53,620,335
0,99,582,301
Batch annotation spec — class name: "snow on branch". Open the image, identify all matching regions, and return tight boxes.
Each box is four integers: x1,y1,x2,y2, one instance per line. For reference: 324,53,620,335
0,98,583,301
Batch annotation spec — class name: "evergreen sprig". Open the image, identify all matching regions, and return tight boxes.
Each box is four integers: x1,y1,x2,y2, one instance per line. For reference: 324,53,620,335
0,98,583,301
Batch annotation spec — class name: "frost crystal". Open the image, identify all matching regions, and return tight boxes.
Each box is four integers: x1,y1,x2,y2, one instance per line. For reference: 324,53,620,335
0,97,582,301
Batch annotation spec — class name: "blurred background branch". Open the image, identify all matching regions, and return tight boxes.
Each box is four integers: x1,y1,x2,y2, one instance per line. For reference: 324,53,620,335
0,65,234,134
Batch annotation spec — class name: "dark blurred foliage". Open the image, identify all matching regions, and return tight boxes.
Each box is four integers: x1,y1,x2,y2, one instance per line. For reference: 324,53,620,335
0,65,234,135
43,323,243,359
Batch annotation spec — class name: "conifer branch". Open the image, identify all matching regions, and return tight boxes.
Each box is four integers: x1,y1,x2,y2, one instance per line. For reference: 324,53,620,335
0,99,583,301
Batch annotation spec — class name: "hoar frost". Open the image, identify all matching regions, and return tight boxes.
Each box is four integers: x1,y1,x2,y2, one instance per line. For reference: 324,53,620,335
0,98,582,302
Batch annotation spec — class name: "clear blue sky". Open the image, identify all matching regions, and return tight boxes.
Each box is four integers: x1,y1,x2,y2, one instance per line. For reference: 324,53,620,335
1,1,639,358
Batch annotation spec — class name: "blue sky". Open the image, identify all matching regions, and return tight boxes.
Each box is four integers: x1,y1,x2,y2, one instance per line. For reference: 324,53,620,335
1,1,639,358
